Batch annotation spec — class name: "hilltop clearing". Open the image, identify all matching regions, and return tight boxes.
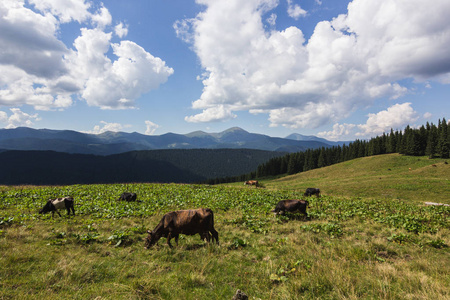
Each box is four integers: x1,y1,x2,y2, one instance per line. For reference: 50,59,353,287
264,154,449,204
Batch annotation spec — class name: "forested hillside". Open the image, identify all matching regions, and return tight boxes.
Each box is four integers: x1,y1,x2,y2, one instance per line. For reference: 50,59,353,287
0,148,284,185
212,119,449,183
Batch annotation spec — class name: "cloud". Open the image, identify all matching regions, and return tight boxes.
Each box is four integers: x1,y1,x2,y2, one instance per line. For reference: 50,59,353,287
0,0,173,111
28,0,91,23
0,111,7,123
115,22,128,38
423,112,432,119
266,13,277,27
357,103,419,136
145,120,159,135
173,18,195,44
287,0,307,20
77,35,174,109
185,105,237,123
180,0,450,128
90,5,112,29
318,103,419,141
317,123,356,141
0,108,40,128
85,121,130,134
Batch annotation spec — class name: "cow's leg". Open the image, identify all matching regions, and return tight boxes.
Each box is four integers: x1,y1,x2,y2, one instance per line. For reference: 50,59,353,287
205,232,211,242
166,232,173,248
210,228,219,245
174,234,179,247
200,232,211,242
71,205,75,215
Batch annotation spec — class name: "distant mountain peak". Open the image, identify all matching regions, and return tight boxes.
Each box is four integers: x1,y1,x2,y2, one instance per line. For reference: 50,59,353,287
185,130,209,138
222,127,247,133
0,126,350,155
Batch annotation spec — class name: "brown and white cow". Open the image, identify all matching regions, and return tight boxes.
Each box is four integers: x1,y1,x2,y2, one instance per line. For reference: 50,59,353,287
244,180,259,187
272,199,309,217
39,197,75,217
144,208,219,248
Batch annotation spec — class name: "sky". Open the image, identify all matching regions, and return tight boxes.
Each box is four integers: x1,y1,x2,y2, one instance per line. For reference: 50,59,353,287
0,0,449,141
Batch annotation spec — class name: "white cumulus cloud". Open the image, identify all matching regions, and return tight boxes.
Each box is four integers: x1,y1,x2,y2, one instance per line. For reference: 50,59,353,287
85,121,131,134
318,103,420,141
287,0,307,20
0,0,173,112
115,22,128,38
317,123,356,141
179,0,450,128
0,108,40,129
357,103,419,137
145,120,160,135
185,105,237,123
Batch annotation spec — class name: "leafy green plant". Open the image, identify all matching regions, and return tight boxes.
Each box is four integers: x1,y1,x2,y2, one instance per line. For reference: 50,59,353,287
108,230,131,247
0,217,14,227
229,237,247,249
426,238,447,249
387,233,410,244
301,222,343,238
73,232,100,244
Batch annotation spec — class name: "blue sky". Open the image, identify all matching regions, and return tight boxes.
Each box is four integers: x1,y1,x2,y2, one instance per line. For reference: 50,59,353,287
0,0,449,141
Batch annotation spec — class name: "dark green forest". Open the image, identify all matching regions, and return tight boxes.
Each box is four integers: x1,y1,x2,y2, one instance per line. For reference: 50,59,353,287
209,119,449,184
0,148,284,185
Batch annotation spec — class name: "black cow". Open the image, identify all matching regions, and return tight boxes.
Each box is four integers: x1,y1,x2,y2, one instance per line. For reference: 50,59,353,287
39,197,75,217
118,192,137,202
304,188,320,197
145,208,219,248
272,199,309,217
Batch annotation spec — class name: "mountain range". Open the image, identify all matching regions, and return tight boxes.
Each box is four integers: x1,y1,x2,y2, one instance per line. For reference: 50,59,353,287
0,127,349,155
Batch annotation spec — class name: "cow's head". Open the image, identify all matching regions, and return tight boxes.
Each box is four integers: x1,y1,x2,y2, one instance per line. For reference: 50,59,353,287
144,230,161,249
39,200,53,214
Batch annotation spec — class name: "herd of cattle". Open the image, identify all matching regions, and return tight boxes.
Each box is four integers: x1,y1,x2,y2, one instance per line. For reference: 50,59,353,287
39,187,321,249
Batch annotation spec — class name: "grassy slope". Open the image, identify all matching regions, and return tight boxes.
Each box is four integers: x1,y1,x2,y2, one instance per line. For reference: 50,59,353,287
264,153,450,204
0,154,449,299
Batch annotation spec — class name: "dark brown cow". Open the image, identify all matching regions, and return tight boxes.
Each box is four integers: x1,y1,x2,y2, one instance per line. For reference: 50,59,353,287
118,192,137,202
144,208,219,248
272,199,309,217
244,180,258,187
304,188,320,197
39,197,75,217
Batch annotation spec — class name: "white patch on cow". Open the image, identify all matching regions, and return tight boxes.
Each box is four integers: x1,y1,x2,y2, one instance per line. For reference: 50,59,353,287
51,197,67,209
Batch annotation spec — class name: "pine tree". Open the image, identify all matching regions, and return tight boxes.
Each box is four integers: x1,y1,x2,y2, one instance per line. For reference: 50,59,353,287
317,148,326,168
438,118,449,158
425,123,438,158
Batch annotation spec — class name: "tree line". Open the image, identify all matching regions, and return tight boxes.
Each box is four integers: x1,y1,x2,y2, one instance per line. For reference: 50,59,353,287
207,119,449,185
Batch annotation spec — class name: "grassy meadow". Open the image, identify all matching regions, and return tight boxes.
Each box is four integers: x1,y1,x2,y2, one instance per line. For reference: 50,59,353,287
0,154,449,299
265,153,450,204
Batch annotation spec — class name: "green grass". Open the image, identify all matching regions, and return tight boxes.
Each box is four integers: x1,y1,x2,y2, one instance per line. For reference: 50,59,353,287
264,153,450,204
0,154,449,299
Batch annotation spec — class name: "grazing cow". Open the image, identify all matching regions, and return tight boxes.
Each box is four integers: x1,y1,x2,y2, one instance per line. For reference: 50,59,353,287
272,200,309,217
118,192,137,202
145,208,219,248
304,188,320,197
432,164,437,167
39,197,75,217
244,180,258,187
